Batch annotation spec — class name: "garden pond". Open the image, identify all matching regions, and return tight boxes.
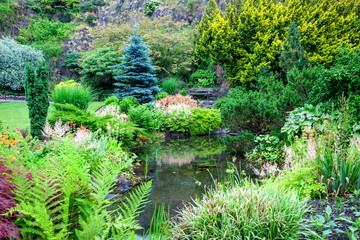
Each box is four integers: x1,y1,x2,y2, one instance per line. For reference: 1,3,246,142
127,136,255,233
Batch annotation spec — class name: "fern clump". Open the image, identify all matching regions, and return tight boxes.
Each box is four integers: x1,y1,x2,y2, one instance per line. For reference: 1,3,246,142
3,131,152,239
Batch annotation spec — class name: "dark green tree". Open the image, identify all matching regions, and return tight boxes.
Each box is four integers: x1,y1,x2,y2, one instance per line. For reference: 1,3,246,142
279,21,308,74
112,31,160,103
25,61,50,139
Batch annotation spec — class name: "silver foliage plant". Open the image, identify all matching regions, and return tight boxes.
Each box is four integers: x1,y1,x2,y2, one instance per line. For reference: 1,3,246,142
0,38,44,91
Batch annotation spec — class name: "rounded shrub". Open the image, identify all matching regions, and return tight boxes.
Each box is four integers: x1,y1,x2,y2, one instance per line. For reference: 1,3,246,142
104,96,120,106
189,108,222,135
128,105,155,130
119,96,140,114
52,80,93,110
171,181,307,239
179,89,188,96
155,92,169,100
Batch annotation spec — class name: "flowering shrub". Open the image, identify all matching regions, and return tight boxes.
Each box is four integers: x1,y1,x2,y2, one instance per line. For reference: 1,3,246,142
156,94,198,110
0,132,18,148
42,120,70,138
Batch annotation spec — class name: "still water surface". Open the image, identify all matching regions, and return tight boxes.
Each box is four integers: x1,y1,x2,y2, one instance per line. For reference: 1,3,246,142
131,136,249,232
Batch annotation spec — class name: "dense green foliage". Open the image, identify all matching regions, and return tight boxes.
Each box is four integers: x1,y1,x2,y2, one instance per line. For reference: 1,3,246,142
265,167,325,200
80,47,122,91
128,105,156,130
52,81,93,110
112,31,160,103
189,108,222,136
25,0,105,21
0,0,16,32
119,96,140,114
17,18,75,58
1,128,152,239
155,92,168,100
306,49,360,122
189,69,216,88
160,76,181,95
90,15,196,78
144,0,162,15
62,51,82,74
214,85,282,132
104,96,120,106
279,21,308,75
196,0,360,84
246,134,283,162
0,38,44,91
25,61,50,139
49,104,110,131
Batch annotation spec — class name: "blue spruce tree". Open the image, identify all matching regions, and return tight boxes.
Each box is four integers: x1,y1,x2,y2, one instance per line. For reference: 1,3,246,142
112,31,160,103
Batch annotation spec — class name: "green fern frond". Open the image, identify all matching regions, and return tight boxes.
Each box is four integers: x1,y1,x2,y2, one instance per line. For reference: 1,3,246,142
111,181,152,237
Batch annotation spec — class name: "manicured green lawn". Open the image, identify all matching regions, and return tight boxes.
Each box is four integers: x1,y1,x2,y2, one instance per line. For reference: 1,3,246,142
0,101,104,130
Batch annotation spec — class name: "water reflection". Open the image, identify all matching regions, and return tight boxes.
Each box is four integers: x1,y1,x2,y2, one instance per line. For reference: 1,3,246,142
132,136,245,233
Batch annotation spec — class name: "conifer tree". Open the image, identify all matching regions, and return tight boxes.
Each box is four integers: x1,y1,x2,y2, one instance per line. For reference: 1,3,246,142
279,21,308,74
25,61,50,139
112,31,160,103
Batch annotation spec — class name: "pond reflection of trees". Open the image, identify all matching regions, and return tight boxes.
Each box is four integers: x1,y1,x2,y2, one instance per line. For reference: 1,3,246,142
155,137,227,166
158,154,196,166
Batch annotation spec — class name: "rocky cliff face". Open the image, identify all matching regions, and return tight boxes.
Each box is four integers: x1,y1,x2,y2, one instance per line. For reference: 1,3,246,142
62,0,230,80
64,0,211,53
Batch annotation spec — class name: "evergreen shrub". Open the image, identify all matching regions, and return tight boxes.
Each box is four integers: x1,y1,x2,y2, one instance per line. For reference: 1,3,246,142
155,92,168,100
104,96,120,106
112,31,160,103
214,87,282,132
62,51,82,73
189,108,222,135
306,49,360,123
80,47,122,90
25,61,50,139
49,104,110,131
128,105,156,130
119,96,140,114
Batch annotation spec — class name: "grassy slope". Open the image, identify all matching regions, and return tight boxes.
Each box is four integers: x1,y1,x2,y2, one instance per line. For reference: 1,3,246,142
0,102,103,130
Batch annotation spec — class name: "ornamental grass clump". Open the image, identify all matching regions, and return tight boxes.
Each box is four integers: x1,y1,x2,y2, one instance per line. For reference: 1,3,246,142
52,80,93,110
170,180,307,240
